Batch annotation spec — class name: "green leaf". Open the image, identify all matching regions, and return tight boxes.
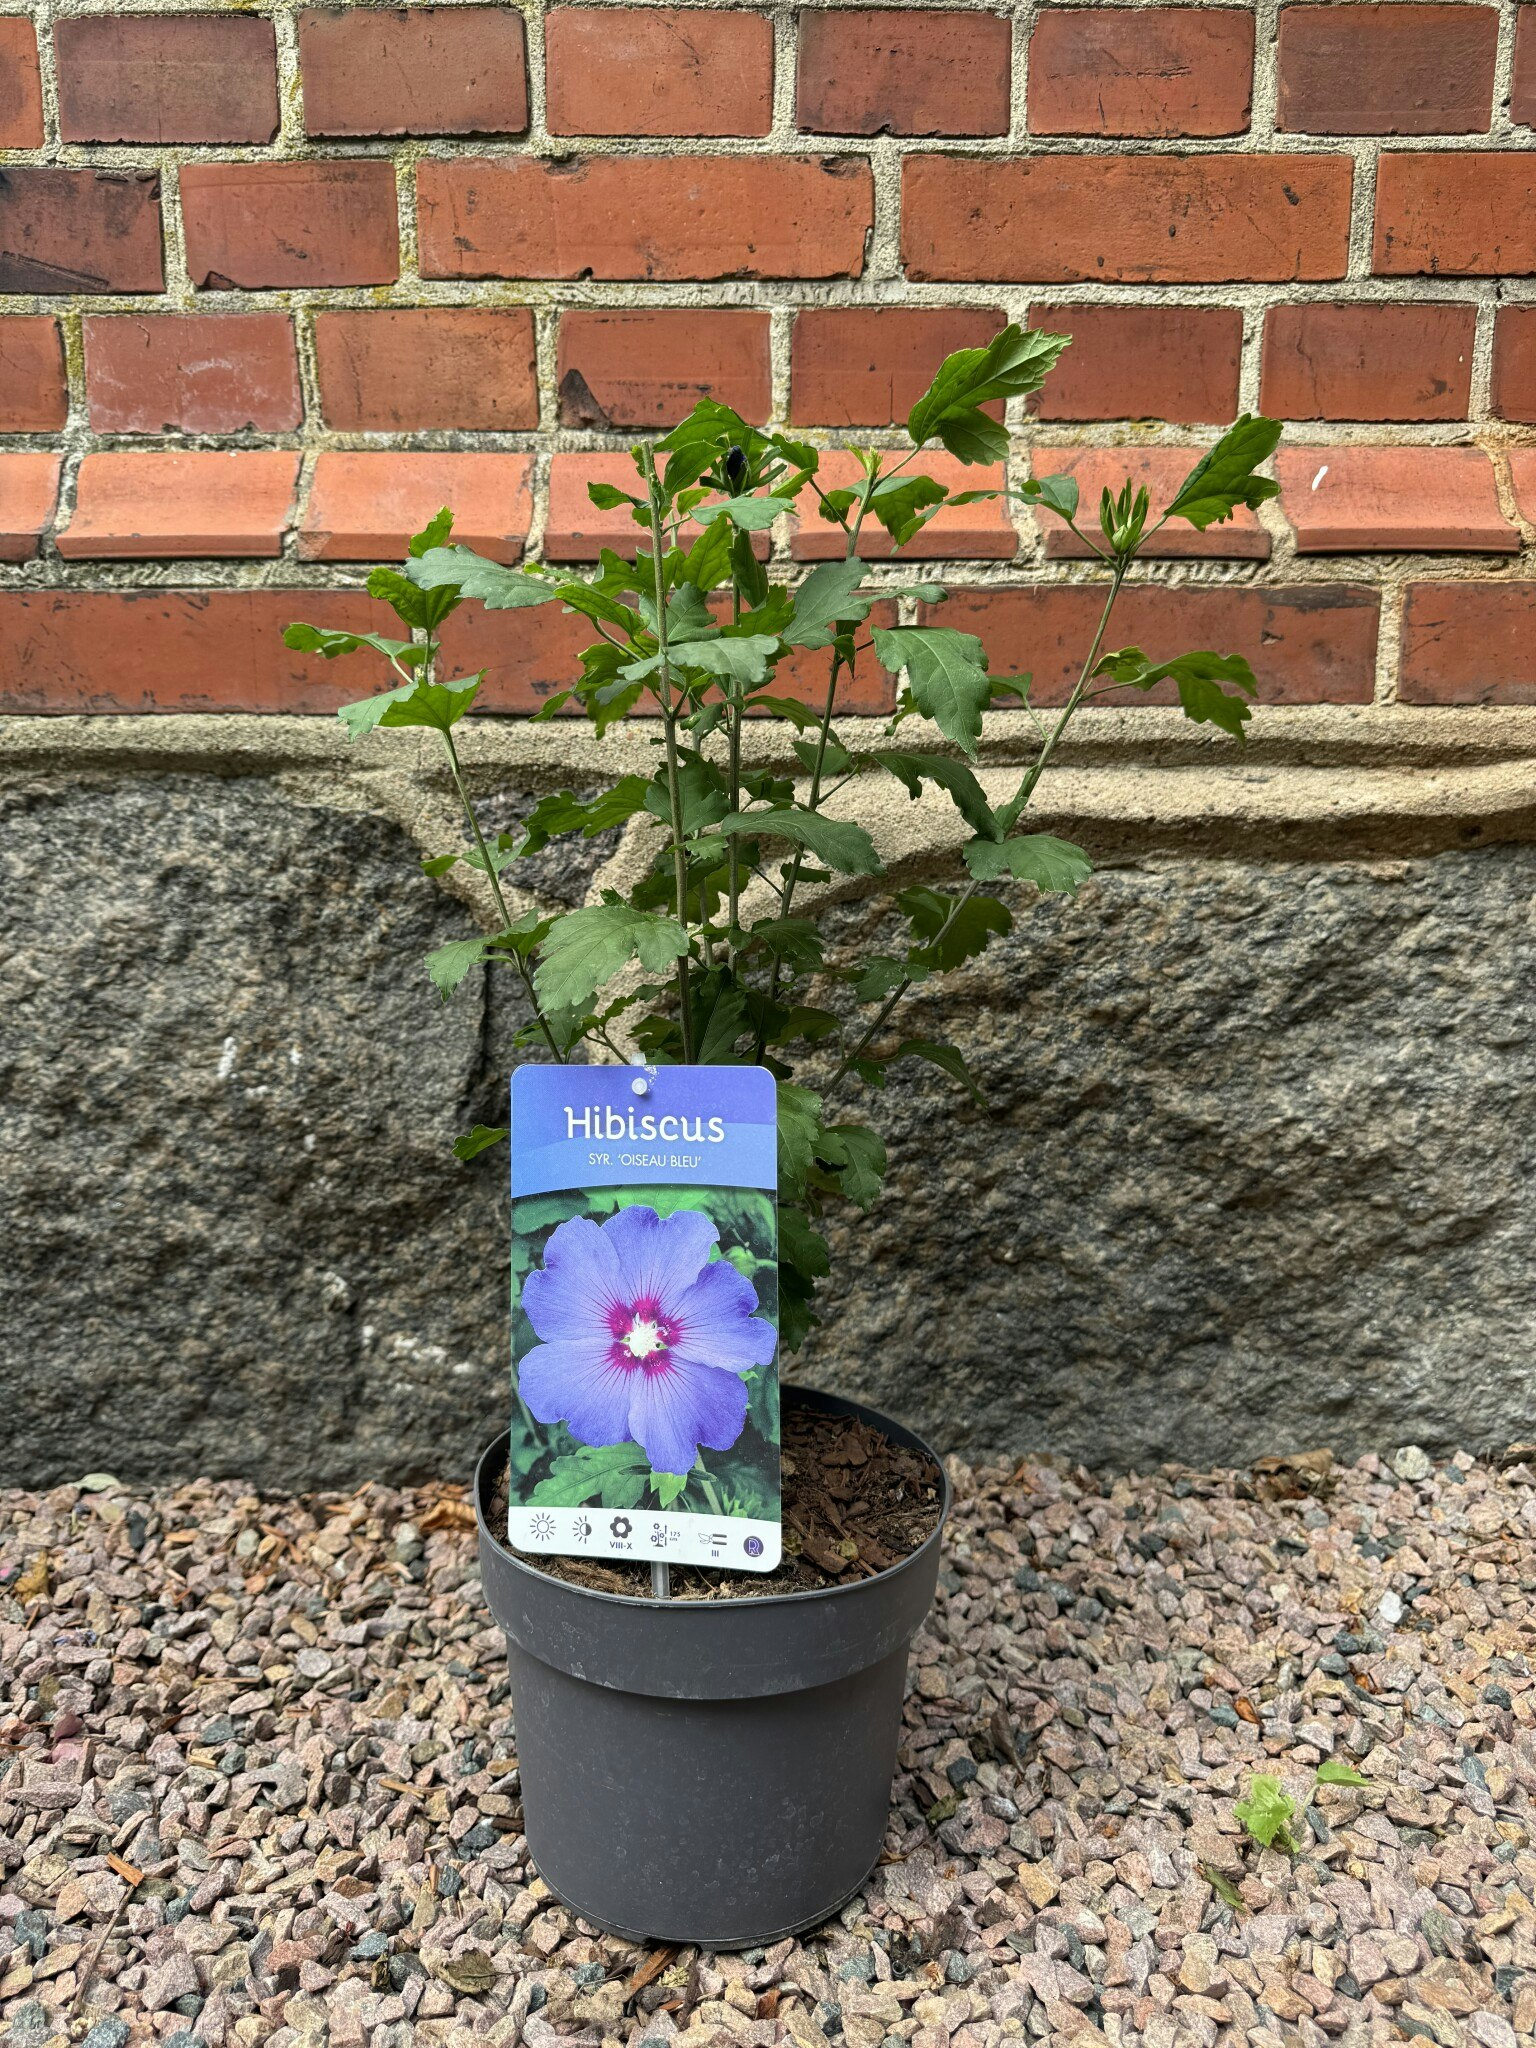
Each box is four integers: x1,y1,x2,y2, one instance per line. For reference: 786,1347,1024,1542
283,621,425,667
819,1124,886,1209
454,1124,508,1162
963,833,1092,893
717,807,882,877
681,634,781,687
1316,1759,1369,1788
529,1442,650,1507
697,493,792,531
750,694,821,730
533,905,691,1012
777,1083,823,1198
867,473,948,547
874,751,998,841
517,777,650,857
421,853,458,877
1166,415,1282,530
783,559,872,649
888,1038,984,1104
410,548,560,609
1093,647,1258,739
587,480,640,511
872,627,992,758
366,564,459,634
653,1470,688,1508
852,954,909,1003
408,507,454,558
645,757,729,839
425,936,491,1000
900,884,1012,972
1020,473,1081,524
907,324,1071,463
1233,1774,1300,1853
780,1204,831,1281
334,675,480,741
1200,1865,1247,1914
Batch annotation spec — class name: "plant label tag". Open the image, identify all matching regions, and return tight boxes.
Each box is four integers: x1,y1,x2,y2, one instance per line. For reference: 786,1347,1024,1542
508,1064,781,1573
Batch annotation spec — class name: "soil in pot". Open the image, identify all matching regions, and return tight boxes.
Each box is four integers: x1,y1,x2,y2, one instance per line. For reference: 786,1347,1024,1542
489,1393,943,1600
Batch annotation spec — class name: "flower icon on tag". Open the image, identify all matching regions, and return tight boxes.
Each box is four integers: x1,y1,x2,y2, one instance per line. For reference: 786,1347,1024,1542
609,1515,632,1539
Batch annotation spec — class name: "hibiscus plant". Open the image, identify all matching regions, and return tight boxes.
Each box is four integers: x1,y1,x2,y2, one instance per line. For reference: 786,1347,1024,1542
286,326,1280,1354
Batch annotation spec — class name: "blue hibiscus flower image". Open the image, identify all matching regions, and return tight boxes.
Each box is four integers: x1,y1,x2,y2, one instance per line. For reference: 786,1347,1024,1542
519,1205,776,1476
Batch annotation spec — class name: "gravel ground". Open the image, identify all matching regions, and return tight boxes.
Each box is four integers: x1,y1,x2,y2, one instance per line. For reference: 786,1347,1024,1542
2,1440,1534,2048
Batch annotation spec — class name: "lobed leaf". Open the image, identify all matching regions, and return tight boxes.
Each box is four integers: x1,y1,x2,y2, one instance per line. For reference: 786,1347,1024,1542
907,324,1071,463
532,904,691,1011
962,833,1092,893
717,807,882,877
872,626,993,758
1166,416,1282,530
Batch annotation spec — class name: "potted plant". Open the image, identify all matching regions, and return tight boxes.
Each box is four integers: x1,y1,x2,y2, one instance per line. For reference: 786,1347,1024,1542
286,327,1280,1947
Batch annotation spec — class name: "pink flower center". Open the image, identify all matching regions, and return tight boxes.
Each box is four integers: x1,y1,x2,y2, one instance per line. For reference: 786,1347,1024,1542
607,1296,677,1377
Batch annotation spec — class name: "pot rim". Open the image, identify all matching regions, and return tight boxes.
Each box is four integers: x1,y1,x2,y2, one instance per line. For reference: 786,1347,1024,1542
474,1380,950,1616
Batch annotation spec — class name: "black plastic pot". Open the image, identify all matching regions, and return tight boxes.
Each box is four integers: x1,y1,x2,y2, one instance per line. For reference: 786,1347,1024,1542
475,1384,948,1949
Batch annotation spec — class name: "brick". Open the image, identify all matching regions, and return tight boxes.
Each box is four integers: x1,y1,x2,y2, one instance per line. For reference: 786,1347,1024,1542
0,318,67,431
299,7,527,138
1274,447,1516,553
58,451,299,560
547,8,772,137
0,590,389,715
558,309,770,428
298,453,533,564
933,586,1378,705
314,309,537,431
0,169,164,295
1260,303,1475,421
797,10,1011,137
1031,448,1270,559
418,155,871,282
180,161,398,290
789,307,1004,426
54,14,278,145
0,16,43,148
1276,5,1496,136
545,452,771,561
1517,6,1536,126
1492,308,1536,423
1374,154,1536,275
902,155,1352,282
1509,451,1536,528
84,314,301,434
1027,305,1241,423
1028,7,1253,138
0,453,61,561
792,451,1014,560
1399,584,1536,703
442,596,897,716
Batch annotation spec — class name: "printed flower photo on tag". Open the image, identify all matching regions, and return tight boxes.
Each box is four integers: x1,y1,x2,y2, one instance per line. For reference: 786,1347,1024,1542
508,1066,782,1571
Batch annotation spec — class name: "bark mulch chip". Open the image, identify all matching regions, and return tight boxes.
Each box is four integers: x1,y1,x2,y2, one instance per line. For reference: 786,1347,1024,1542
1,1436,1533,2047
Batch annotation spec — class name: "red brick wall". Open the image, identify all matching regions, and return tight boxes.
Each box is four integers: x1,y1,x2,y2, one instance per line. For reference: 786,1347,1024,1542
2,0,1535,714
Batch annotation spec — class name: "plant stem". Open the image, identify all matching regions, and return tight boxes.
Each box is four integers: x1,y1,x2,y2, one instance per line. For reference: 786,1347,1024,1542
726,574,743,964
752,458,885,1058
641,448,697,1064
824,559,1129,1103
439,719,565,1065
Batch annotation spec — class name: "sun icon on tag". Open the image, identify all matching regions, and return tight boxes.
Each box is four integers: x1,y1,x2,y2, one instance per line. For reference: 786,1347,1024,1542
529,1512,556,1541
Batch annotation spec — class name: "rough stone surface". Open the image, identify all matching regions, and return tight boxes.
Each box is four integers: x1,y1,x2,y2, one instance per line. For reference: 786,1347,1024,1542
1,752,1531,1485
0,770,530,1490
817,845,1535,1471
